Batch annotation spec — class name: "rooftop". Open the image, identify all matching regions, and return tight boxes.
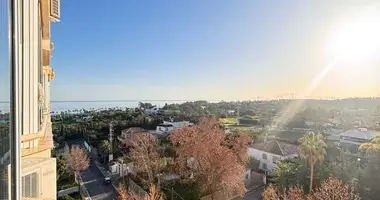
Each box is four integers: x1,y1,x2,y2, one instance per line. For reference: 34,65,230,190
339,129,378,140
121,127,147,136
251,140,298,156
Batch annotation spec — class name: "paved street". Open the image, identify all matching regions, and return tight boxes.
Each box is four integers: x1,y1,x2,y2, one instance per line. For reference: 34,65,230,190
80,161,116,200
243,187,264,200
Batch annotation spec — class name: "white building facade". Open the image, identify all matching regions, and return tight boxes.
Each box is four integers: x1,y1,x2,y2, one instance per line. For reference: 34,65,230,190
155,121,193,135
248,140,298,175
3,0,60,199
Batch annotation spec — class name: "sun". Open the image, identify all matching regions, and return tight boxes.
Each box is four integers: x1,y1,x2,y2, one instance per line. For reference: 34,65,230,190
330,14,380,62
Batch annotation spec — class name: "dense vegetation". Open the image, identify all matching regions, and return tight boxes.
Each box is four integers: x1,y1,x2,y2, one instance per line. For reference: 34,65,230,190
52,99,380,148
50,99,380,199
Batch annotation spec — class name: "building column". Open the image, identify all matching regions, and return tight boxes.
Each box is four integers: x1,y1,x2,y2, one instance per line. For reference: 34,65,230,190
22,0,40,135
43,68,50,114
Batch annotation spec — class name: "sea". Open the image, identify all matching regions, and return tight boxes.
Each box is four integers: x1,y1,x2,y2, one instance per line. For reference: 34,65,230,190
0,100,218,114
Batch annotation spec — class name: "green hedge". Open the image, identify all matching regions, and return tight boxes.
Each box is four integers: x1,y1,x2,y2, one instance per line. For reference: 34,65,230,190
57,174,78,190
238,118,260,125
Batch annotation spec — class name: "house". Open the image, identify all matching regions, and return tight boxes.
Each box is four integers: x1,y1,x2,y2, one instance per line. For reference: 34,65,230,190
118,127,147,147
248,140,298,175
326,127,345,142
144,106,160,115
154,121,193,136
109,159,132,177
337,128,378,153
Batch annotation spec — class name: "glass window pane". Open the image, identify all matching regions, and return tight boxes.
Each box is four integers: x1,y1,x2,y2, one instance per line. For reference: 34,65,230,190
0,0,10,199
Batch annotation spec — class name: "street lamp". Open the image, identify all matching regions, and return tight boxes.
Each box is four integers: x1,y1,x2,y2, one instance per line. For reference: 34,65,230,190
357,158,361,168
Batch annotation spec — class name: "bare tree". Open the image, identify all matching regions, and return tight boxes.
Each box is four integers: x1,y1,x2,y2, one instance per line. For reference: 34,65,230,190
117,184,142,200
263,177,361,200
169,117,249,199
147,185,165,200
312,177,361,200
120,132,163,185
262,184,280,200
117,184,164,200
66,145,90,183
262,184,305,200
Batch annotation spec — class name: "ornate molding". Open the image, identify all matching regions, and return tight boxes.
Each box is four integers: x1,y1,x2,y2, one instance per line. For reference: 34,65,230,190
38,83,46,110
48,68,55,80
43,66,55,81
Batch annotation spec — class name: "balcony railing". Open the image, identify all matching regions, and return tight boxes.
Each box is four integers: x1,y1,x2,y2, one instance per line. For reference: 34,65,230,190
21,112,53,157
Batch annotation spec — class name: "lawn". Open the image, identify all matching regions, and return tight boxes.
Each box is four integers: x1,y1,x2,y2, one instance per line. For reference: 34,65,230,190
219,117,238,124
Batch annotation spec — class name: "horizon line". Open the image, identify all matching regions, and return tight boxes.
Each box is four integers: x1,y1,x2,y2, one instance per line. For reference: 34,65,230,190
2,97,380,103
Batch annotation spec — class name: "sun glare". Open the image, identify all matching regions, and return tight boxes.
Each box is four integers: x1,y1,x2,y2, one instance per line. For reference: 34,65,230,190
331,15,380,62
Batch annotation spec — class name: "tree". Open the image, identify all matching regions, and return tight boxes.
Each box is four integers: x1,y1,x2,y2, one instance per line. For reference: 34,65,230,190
360,135,380,153
121,132,163,185
273,158,309,191
358,152,380,199
139,102,155,110
58,195,76,200
100,140,111,163
247,156,260,172
117,184,142,200
263,177,360,200
312,177,361,200
262,184,279,200
223,133,251,164
262,184,305,200
57,155,67,180
100,140,111,154
169,118,249,199
146,185,165,200
66,145,90,183
298,132,326,191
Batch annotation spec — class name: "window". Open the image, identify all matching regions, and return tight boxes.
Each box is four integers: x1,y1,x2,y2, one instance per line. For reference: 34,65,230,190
262,163,267,170
262,153,267,160
273,156,280,164
0,0,11,199
38,2,44,126
22,172,39,198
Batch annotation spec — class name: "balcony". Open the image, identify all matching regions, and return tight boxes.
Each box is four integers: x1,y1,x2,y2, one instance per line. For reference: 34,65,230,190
22,138,53,157
21,112,53,157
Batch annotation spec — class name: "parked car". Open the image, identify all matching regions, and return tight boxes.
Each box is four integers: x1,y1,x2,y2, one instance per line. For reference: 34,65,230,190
103,177,111,185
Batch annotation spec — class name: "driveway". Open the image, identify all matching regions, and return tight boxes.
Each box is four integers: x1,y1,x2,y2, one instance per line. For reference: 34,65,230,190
80,161,116,200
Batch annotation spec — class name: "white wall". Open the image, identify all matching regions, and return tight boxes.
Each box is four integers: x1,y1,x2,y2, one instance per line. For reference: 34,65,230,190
248,147,297,174
21,0,40,135
110,162,132,177
156,126,174,133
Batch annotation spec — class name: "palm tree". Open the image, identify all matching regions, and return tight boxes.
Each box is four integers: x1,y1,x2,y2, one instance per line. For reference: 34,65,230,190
100,140,111,163
298,131,326,191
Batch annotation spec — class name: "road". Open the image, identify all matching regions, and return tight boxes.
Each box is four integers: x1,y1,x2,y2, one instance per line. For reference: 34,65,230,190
80,162,116,200
243,187,264,200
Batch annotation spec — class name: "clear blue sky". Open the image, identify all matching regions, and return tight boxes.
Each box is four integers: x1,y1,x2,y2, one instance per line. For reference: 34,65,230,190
40,0,380,100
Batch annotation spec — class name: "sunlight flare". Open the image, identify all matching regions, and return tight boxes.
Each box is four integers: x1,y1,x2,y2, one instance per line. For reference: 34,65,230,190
331,14,380,62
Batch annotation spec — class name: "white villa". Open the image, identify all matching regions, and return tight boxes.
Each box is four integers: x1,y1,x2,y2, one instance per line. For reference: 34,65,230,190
154,121,193,136
248,140,298,175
